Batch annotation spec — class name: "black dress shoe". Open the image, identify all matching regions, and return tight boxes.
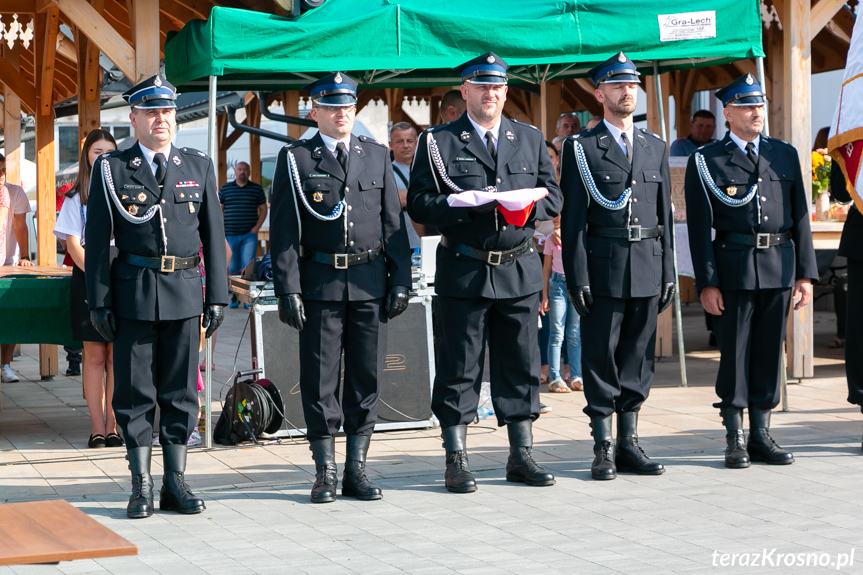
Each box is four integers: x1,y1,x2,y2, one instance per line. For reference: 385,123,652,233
66,361,81,376
445,450,477,493
342,461,382,500
106,433,125,448
506,447,555,486
88,434,106,448
159,445,205,514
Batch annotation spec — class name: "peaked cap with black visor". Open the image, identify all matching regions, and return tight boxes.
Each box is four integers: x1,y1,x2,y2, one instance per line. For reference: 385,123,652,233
715,73,767,107
455,52,509,85
304,72,359,107
588,52,641,85
122,75,177,109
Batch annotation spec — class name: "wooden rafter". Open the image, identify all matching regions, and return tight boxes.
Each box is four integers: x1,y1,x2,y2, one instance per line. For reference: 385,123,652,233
52,0,135,80
40,6,60,114
810,0,849,40
0,56,37,113
173,0,217,20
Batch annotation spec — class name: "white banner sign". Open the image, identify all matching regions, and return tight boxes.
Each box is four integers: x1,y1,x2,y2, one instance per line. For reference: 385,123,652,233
658,11,716,42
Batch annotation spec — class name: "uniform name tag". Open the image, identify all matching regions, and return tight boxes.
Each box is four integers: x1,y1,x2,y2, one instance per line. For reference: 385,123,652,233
123,184,144,190
455,157,476,162
308,173,330,178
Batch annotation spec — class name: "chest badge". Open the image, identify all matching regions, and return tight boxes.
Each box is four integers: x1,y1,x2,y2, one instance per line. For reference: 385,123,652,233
188,203,196,213
131,157,142,167
313,191,324,202
726,186,737,197
137,192,147,202
460,131,470,142
128,205,139,216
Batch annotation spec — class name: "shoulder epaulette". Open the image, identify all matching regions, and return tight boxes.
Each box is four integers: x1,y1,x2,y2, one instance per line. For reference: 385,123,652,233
511,119,541,132
100,150,123,159
283,139,307,150
179,147,209,158
639,127,663,140
697,140,723,152
358,135,386,147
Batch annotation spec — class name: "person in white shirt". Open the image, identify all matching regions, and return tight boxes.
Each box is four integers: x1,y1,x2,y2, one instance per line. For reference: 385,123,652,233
1,153,34,384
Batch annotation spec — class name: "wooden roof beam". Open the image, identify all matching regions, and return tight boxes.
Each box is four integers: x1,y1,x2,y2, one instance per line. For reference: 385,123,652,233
172,0,216,20
39,6,60,115
810,0,848,41
51,0,135,79
0,59,37,114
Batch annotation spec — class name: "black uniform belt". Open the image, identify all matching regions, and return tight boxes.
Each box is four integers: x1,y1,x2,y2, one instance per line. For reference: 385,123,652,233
299,243,382,269
589,225,664,242
716,230,792,249
118,251,200,272
440,237,533,266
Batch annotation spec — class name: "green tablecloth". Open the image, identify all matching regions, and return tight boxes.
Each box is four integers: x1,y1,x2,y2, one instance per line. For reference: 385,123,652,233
0,276,82,348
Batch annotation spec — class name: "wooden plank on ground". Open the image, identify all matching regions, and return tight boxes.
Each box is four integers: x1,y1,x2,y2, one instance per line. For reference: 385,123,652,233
0,499,137,566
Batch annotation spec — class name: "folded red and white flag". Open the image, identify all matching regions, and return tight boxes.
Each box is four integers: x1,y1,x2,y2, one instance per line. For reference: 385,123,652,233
828,13,863,213
446,187,549,226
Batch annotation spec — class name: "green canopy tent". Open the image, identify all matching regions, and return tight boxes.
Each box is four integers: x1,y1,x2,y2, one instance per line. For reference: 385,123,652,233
165,0,764,91
164,0,766,445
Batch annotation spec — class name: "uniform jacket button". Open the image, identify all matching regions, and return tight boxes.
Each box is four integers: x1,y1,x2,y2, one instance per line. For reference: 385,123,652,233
761,196,767,201
496,178,501,183
160,199,166,204
633,198,638,203
764,216,769,221
349,241,354,246
347,205,352,211
345,186,350,192
349,222,354,228
633,218,639,223
501,226,507,231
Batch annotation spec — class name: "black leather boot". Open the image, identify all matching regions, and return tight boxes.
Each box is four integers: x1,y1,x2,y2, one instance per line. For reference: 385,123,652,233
505,420,555,486
615,412,665,475
443,425,477,493
309,438,338,503
342,435,382,500
590,416,617,480
159,444,205,513
126,446,153,519
720,407,751,468
748,407,794,465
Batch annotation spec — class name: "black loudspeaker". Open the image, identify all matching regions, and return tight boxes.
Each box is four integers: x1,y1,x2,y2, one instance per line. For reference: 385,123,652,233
249,297,435,436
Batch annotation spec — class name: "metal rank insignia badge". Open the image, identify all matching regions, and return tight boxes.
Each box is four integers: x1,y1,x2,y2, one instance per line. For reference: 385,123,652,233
505,130,515,142
137,192,147,202
727,186,737,196
313,191,323,202
128,205,139,216
131,157,142,167
460,131,470,142
312,147,323,159
172,156,181,166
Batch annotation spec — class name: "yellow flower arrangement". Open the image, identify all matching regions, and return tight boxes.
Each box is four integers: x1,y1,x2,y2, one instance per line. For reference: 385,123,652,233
811,151,831,201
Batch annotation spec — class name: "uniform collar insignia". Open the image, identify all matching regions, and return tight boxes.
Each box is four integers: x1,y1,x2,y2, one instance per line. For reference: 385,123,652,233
354,144,365,157
172,155,182,166
131,157,142,167
460,131,470,142
505,130,515,142
312,146,323,159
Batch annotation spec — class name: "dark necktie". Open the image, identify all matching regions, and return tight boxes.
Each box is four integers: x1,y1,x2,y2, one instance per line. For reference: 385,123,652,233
336,142,348,174
485,132,496,163
621,133,632,164
745,142,758,168
154,153,166,186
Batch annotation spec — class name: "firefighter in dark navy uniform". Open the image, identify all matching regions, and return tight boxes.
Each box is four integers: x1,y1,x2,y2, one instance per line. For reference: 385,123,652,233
559,52,675,481
270,72,411,504
408,53,563,494
85,75,228,519
684,74,817,469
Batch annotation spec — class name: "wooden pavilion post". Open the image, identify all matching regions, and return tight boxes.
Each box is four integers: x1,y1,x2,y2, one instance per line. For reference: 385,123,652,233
783,0,813,380
540,81,562,139
283,91,302,140
247,95,262,184
2,44,23,190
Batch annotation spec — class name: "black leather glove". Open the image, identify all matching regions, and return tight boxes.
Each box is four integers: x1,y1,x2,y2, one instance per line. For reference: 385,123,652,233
90,307,116,342
470,200,499,213
570,285,594,317
658,282,675,314
385,286,409,319
202,304,225,339
278,294,305,331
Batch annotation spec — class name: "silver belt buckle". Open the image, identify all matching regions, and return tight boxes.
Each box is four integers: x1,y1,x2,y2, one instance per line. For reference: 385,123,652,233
334,254,349,269
628,225,642,242
487,251,503,265
160,255,176,272
756,233,770,249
